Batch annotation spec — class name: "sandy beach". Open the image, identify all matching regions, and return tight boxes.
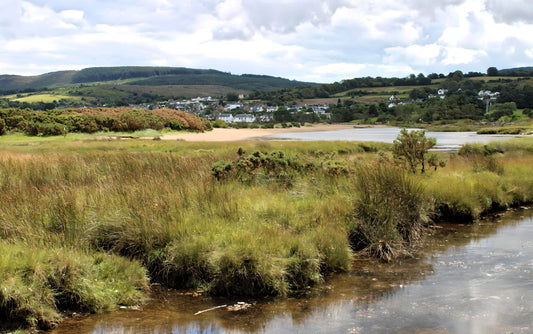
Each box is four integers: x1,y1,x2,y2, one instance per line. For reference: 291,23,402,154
161,123,370,142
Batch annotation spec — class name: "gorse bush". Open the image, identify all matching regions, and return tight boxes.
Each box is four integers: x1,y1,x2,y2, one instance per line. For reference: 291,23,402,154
212,150,316,185
0,107,206,135
211,149,354,184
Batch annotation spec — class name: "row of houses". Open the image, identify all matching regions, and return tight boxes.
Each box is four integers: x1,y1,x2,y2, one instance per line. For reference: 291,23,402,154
206,113,275,123
130,97,331,119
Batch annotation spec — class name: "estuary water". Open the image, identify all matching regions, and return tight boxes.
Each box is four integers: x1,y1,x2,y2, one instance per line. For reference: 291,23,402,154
267,127,525,152
50,208,533,334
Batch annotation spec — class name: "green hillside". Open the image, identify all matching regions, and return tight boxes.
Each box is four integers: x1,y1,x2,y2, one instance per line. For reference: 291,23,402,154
70,67,223,83
0,66,315,93
491,67,533,77
0,71,77,91
127,73,309,90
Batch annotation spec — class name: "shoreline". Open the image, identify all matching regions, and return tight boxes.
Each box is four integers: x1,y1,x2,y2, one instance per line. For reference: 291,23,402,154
160,123,388,142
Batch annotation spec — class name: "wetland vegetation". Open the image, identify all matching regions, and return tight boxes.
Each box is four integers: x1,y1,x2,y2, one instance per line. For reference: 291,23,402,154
1,133,533,332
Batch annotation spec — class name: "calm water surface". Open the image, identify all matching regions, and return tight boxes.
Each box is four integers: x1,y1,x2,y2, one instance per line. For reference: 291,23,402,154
50,209,533,334
267,128,525,152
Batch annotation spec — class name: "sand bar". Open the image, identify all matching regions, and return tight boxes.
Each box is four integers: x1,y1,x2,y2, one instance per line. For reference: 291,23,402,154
161,124,381,142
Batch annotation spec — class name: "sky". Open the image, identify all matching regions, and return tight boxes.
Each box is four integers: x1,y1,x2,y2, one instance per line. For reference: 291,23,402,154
1,0,533,83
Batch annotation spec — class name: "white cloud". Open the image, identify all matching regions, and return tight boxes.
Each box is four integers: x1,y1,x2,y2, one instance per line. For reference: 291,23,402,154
384,44,442,66
377,64,417,76
441,47,487,65
59,9,85,23
306,62,366,81
485,0,533,23
1,0,533,82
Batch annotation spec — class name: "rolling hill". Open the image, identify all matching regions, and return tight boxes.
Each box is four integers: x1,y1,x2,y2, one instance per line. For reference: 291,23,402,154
0,66,316,94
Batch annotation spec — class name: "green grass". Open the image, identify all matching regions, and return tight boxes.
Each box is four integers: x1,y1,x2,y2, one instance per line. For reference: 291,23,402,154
12,94,81,103
0,134,533,331
0,243,148,330
477,124,533,135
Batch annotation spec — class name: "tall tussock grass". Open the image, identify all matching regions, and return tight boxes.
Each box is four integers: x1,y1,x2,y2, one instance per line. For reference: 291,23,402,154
0,242,148,330
351,162,431,261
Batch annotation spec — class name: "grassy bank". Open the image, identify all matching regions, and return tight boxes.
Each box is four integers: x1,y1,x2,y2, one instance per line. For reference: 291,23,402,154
1,136,532,331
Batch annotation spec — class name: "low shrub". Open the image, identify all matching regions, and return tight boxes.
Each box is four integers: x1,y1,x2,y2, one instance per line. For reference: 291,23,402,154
212,150,316,185
25,121,65,136
167,120,183,130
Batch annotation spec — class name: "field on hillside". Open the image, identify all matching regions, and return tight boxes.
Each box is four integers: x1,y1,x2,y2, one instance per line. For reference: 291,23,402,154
12,93,82,103
345,84,440,94
114,84,248,97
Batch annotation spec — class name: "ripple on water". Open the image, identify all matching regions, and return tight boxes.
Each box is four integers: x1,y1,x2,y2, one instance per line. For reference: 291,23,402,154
49,209,533,334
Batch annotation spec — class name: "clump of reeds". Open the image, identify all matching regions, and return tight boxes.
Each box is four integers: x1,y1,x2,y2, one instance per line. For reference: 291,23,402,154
351,161,431,261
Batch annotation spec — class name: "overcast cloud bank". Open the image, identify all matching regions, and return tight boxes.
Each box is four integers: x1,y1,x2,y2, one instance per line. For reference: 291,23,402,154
1,0,533,83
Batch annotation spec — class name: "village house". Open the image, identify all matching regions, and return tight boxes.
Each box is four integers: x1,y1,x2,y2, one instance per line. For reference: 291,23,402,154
257,114,274,122
310,104,329,114
249,104,266,113
437,89,448,99
478,90,500,100
216,113,234,123
233,114,256,123
225,102,244,111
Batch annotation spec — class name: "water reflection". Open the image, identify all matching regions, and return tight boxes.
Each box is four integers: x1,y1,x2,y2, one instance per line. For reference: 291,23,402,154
50,209,533,334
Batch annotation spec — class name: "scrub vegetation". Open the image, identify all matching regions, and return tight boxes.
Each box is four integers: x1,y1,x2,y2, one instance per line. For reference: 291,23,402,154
0,107,209,136
0,134,532,331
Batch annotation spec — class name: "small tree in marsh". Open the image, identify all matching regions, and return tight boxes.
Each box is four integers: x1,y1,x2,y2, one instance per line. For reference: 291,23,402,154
392,129,436,173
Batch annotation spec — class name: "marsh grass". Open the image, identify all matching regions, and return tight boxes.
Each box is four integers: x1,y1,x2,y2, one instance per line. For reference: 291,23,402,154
1,136,532,330
425,153,533,221
0,243,148,330
351,162,431,261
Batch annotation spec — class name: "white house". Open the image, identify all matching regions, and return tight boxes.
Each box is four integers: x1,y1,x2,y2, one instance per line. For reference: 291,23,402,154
311,104,329,114
225,103,243,111
437,89,448,99
249,104,265,113
233,114,256,123
478,90,500,100
217,114,234,123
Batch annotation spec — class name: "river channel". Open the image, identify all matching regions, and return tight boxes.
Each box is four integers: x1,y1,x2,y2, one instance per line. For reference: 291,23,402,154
49,208,533,334
267,127,526,152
